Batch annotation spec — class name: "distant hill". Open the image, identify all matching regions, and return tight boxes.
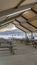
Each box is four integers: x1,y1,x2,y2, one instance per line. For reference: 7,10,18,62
0,29,25,36
0,29,25,39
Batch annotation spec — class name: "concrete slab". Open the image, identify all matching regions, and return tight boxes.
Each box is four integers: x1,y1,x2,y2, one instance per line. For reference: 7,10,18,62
0,43,37,65
0,53,37,65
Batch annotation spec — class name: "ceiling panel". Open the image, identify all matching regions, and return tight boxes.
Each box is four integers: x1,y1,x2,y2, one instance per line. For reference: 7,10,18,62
20,0,37,7
16,24,30,32
16,16,26,23
0,0,36,11
0,0,22,11
21,22,37,32
22,10,36,19
12,20,19,25
13,20,30,32
32,4,37,13
29,20,37,28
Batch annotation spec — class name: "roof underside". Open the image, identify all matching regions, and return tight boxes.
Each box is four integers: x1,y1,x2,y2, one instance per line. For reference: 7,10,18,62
0,0,37,32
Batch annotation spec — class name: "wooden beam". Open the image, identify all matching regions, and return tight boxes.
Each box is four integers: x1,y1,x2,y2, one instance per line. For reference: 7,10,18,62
0,2,36,18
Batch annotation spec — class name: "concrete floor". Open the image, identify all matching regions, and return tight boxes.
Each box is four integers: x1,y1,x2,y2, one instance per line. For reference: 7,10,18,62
0,43,37,65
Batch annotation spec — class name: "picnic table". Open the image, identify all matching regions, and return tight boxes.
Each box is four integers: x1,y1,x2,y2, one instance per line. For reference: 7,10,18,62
32,40,37,48
0,41,15,55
